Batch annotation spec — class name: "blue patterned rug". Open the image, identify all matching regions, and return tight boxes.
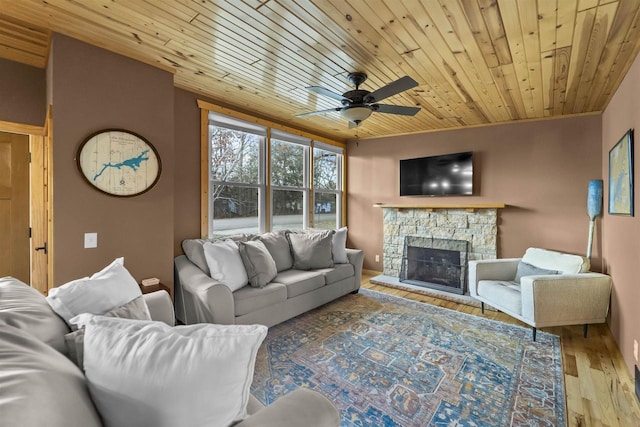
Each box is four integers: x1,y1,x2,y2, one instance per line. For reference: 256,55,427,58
251,289,566,427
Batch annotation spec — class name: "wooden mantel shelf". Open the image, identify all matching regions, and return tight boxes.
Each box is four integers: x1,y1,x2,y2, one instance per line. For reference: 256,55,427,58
373,203,506,213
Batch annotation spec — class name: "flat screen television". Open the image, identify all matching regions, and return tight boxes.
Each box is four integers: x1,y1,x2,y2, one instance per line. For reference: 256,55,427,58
400,151,473,196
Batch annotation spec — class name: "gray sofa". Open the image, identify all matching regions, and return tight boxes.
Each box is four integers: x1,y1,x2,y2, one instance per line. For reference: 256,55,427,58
0,277,340,427
175,233,364,327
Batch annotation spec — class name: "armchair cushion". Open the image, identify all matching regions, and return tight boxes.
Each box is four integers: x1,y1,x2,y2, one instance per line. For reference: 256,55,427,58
521,247,589,274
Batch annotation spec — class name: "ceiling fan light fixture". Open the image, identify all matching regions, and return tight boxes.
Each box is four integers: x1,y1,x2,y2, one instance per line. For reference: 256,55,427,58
341,106,372,123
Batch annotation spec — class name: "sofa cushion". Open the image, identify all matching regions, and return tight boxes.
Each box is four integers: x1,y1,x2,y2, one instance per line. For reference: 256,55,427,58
258,231,294,272
0,277,70,355
238,240,278,288
234,283,287,316
46,257,142,325
287,230,334,270
0,324,102,427
83,316,267,427
274,269,326,298
315,263,355,285
522,247,590,274
203,240,249,291
514,261,559,283
477,280,522,315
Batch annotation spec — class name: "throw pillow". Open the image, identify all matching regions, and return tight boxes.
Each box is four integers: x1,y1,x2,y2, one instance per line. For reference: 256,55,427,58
83,316,267,427
203,240,248,291
307,227,349,264
64,296,152,368
182,238,210,275
237,240,278,288
46,258,142,326
331,227,349,263
287,230,334,270
257,231,293,272
514,261,559,284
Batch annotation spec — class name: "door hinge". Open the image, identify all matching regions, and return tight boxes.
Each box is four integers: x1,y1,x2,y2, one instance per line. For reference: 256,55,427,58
28,152,32,163
29,227,32,238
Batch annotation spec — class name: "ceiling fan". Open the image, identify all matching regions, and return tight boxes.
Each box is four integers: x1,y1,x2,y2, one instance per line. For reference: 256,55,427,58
296,72,421,128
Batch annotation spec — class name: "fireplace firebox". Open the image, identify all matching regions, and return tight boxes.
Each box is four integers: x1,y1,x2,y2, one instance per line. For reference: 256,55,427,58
399,236,469,295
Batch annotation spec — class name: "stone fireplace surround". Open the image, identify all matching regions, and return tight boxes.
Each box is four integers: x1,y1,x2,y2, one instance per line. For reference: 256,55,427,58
372,203,504,302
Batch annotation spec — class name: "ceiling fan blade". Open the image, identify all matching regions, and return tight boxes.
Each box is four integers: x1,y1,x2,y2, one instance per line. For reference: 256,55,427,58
295,107,343,118
373,104,421,116
365,76,419,103
306,86,350,102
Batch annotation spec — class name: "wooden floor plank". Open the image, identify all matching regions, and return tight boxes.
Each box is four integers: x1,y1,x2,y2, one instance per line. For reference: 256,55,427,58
360,271,640,427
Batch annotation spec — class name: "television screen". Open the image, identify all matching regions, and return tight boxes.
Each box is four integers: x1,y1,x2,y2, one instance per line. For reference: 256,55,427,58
400,151,473,196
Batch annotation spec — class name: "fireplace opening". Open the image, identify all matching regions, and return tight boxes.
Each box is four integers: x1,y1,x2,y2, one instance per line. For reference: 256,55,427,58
399,236,469,295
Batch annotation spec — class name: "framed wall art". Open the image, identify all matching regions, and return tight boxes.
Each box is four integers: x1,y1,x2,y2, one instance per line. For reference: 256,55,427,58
76,129,161,197
608,129,634,216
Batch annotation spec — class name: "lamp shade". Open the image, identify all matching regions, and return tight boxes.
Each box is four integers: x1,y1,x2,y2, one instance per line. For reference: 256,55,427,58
341,106,372,123
587,179,603,220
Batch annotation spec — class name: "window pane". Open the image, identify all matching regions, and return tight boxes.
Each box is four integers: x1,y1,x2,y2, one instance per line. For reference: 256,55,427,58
271,139,304,188
272,189,304,230
313,148,338,190
212,185,259,235
210,127,260,184
313,192,337,229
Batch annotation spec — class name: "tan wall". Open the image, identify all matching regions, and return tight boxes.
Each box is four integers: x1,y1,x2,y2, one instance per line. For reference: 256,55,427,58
602,54,640,375
0,58,45,126
48,34,175,291
347,116,603,274
173,88,203,254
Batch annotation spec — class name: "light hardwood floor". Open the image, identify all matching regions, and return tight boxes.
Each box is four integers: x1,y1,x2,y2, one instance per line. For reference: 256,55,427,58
361,272,640,427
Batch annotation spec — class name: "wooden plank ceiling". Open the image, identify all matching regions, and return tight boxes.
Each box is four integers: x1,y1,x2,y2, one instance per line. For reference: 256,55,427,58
1,0,640,141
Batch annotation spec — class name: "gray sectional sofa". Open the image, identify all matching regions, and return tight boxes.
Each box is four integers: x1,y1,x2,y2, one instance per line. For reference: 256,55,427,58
175,230,364,327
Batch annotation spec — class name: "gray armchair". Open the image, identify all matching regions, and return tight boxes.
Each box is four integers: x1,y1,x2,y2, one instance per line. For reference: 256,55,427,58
469,248,612,340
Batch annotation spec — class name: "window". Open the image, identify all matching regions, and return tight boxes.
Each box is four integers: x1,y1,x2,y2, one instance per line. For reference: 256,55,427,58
270,130,310,231
208,113,266,236
202,105,344,236
313,143,343,229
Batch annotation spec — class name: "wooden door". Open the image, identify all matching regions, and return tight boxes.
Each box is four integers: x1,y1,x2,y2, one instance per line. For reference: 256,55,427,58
0,132,30,282
30,134,48,293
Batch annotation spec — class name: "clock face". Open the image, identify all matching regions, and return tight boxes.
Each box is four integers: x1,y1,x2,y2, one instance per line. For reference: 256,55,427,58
77,129,161,197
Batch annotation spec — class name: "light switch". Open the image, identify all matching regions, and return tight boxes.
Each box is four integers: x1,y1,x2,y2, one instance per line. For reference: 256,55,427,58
84,232,98,249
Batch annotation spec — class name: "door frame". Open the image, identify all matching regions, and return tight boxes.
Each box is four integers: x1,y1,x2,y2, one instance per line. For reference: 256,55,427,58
0,109,52,293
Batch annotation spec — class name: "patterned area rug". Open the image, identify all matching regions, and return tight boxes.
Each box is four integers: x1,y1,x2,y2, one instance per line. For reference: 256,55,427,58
251,289,566,427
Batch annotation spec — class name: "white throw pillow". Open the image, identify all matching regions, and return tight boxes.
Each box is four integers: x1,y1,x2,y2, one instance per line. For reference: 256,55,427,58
83,316,267,427
46,258,142,325
203,240,249,291
332,227,349,264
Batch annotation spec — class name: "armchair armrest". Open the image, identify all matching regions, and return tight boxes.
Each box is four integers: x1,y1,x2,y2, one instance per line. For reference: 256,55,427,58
346,248,364,291
142,290,175,326
174,255,235,325
520,273,612,327
468,258,521,297
234,388,340,427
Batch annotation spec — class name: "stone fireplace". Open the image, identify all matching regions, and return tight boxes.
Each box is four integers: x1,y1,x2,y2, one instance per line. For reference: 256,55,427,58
378,204,502,295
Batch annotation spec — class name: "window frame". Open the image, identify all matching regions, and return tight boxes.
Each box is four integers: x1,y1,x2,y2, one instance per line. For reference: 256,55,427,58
199,100,346,238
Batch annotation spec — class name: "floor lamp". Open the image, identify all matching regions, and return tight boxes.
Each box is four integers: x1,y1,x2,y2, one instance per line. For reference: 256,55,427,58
587,179,603,260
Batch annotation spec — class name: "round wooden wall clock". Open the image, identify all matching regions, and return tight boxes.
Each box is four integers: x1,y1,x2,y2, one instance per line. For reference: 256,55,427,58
76,129,161,197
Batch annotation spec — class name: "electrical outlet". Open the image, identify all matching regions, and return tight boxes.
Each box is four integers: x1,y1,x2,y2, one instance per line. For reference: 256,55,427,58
375,254,380,263
634,339,638,362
